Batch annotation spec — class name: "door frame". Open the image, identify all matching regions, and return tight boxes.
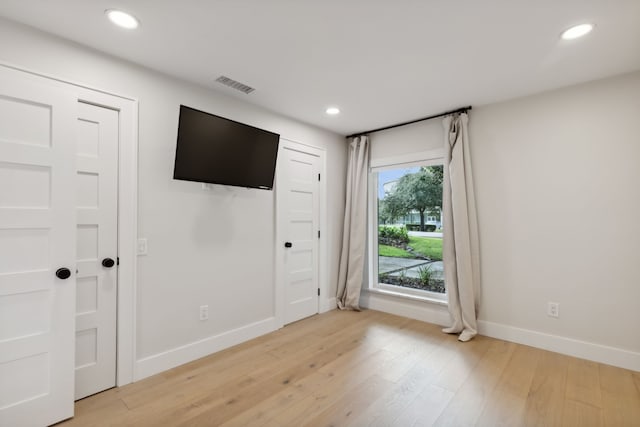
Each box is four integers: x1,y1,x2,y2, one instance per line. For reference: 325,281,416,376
274,138,328,328
0,63,139,386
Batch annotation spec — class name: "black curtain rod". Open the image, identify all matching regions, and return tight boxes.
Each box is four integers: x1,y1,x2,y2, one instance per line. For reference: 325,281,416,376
346,105,472,139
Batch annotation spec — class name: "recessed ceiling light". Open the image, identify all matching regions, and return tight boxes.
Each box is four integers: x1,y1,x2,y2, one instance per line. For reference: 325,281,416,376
106,9,139,29
561,23,593,40
326,107,340,115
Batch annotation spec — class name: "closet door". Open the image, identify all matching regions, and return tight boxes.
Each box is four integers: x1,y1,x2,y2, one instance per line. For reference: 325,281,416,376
0,66,77,426
74,102,119,400
278,142,321,324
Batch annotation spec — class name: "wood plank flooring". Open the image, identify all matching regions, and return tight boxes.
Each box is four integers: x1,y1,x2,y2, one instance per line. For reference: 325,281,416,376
58,310,640,427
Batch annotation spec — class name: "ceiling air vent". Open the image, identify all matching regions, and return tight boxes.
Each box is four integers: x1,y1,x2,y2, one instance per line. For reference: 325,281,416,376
215,76,255,94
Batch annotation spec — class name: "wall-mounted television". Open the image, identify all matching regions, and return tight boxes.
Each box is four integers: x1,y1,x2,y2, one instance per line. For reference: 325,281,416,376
173,105,280,190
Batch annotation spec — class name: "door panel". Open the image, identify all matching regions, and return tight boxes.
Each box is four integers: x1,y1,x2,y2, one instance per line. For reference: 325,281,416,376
0,94,52,147
74,102,118,400
280,146,320,324
0,66,77,427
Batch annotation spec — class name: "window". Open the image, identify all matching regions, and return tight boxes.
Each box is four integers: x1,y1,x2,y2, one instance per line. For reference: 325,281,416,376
369,157,446,301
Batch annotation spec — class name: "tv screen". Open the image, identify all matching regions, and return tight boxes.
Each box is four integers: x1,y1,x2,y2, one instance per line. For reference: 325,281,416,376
173,105,280,190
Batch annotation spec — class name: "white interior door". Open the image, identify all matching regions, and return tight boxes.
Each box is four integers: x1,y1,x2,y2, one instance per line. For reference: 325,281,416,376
278,144,320,324
74,102,118,400
0,67,77,426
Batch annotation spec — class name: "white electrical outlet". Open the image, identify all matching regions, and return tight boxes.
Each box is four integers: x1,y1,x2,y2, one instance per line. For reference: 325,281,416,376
137,238,148,255
547,302,559,318
199,305,209,321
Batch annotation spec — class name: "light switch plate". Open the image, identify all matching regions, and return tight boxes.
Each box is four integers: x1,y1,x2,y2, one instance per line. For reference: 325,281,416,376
137,238,148,256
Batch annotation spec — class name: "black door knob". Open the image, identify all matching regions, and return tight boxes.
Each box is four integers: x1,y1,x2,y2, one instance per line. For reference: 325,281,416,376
284,242,292,248
102,258,116,268
56,268,71,279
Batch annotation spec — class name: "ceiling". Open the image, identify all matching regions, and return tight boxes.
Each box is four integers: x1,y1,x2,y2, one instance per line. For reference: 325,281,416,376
1,1,639,136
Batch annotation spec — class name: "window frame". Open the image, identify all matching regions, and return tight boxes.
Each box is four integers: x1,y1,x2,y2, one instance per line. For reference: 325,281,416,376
367,148,448,304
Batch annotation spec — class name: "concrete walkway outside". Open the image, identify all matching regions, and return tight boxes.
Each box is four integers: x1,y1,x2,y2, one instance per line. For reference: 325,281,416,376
379,232,444,280
379,256,444,280
378,257,429,274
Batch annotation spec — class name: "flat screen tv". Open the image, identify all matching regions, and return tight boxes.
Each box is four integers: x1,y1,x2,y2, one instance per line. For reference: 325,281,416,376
173,105,280,190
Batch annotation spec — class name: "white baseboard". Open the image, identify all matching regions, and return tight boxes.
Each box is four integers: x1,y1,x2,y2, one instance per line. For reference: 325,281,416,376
320,297,337,313
134,317,278,381
478,320,640,372
360,291,639,371
132,306,639,383
360,291,451,326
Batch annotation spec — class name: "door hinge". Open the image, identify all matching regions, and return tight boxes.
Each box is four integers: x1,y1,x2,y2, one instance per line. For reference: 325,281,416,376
318,173,320,181
318,230,320,238
317,288,320,296
117,257,120,266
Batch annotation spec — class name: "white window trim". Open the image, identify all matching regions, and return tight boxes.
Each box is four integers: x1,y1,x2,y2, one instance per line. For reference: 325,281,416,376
370,148,444,171
367,287,448,306
368,152,447,305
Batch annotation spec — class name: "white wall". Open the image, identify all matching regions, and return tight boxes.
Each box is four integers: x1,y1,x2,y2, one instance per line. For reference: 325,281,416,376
0,18,347,375
472,71,640,368
3,16,637,373
370,117,443,161
362,71,640,370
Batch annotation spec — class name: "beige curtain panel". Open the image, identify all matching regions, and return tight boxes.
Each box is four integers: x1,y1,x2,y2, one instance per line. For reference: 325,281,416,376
442,113,481,342
337,136,370,310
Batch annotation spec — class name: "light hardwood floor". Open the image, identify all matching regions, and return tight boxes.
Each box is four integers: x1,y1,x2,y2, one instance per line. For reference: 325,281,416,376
58,309,640,426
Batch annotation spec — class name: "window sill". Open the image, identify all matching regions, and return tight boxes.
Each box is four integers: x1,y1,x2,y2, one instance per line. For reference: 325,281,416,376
365,287,448,307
